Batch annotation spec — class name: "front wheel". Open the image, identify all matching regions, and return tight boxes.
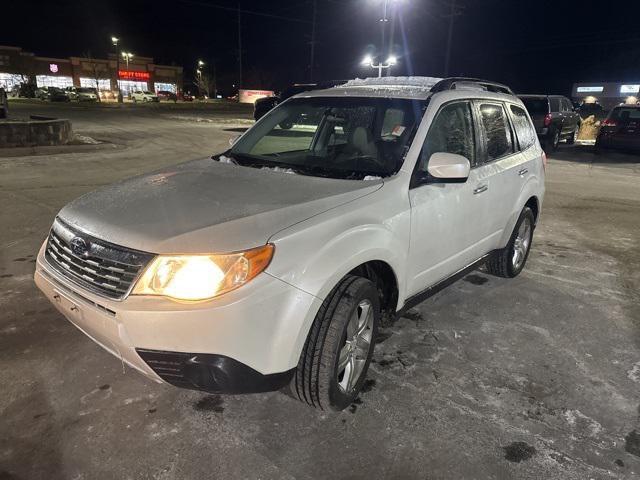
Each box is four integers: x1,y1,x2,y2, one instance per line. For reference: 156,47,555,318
486,207,535,278
290,275,379,411
567,125,580,145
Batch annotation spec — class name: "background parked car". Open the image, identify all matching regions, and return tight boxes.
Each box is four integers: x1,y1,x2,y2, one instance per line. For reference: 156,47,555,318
76,87,98,102
38,87,70,102
519,94,581,150
156,90,177,102
595,104,640,153
131,90,159,103
179,91,194,102
0,88,7,119
64,87,79,101
253,81,346,121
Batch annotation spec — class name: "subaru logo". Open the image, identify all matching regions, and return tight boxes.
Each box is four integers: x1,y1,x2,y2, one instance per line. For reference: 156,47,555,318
70,237,89,257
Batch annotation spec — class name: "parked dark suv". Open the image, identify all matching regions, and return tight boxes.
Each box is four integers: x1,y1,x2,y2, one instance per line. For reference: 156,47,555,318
518,95,581,150
595,104,640,153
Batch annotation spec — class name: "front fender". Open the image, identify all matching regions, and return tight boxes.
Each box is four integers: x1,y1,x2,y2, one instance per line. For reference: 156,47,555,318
265,187,411,367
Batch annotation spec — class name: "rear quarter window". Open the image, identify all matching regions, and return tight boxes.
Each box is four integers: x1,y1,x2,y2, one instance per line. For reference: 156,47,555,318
510,105,537,150
549,97,561,112
520,97,548,114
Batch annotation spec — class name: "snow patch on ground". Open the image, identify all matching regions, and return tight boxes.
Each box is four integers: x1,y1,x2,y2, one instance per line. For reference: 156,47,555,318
71,134,101,145
217,155,236,164
563,409,602,437
261,166,296,174
627,362,640,383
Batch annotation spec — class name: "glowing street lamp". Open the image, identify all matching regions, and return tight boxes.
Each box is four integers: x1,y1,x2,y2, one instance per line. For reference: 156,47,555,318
111,36,123,103
121,52,134,69
361,54,398,77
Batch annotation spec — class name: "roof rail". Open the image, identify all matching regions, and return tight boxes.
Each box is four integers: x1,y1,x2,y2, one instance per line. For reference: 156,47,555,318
430,77,514,95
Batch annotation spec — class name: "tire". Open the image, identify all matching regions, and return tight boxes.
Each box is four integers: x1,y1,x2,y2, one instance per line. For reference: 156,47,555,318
567,125,579,145
486,207,535,278
546,129,560,151
290,275,379,411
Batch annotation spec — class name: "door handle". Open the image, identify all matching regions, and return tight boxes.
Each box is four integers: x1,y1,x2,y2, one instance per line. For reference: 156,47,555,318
518,168,529,176
473,185,488,195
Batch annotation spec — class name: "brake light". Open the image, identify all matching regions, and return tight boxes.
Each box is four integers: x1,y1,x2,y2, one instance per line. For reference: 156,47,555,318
541,151,547,171
601,119,617,127
543,114,552,127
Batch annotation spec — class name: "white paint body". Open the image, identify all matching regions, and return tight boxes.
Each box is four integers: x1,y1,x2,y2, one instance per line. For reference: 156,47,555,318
35,82,545,381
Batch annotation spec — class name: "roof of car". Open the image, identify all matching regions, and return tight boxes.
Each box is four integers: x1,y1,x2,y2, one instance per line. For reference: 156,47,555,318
295,76,519,102
518,94,566,98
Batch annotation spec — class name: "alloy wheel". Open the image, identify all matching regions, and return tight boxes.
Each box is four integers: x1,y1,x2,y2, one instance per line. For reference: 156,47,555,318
337,299,374,393
512,218,532,270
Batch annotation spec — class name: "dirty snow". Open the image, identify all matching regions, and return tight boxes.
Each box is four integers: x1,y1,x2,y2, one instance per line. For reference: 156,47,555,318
261,166,296,174
217,155,237,165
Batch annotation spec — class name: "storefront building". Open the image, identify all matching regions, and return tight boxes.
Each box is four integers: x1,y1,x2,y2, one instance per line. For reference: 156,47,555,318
572,82,640,110
0,46,183,98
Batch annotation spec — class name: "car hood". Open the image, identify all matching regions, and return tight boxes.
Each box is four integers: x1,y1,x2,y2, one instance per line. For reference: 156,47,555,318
58,158,382,254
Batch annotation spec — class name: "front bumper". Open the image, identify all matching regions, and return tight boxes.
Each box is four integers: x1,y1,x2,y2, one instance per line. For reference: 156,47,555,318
34,243,320,393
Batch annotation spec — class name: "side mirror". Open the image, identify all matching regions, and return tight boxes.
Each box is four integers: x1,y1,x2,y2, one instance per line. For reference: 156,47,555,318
228,134,241,147
427,152,470,183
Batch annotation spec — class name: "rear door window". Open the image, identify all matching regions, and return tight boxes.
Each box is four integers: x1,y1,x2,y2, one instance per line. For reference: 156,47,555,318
509,105,537,151
478,103,514,161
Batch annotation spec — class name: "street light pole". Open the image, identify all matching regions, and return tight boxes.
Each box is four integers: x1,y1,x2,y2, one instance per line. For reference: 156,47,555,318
111,36,123,103
361,55,397,77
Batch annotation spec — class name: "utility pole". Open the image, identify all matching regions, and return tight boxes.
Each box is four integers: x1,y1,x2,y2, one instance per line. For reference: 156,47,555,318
443,0,463,77
309,0,317,82
237,2,243,89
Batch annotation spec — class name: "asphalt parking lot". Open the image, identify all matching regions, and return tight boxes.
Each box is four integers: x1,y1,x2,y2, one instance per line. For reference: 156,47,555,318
1,102,639,480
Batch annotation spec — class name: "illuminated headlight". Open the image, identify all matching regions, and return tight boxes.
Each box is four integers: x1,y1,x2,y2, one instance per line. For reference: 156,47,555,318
132,244,274,301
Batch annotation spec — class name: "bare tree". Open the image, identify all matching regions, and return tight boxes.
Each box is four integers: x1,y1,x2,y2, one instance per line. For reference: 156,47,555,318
194,73,216,99
83,52,107,102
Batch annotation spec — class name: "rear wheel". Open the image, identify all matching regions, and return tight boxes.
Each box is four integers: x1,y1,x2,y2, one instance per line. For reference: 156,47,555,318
486,207,535,278
290,275,379,411
546,129,560,151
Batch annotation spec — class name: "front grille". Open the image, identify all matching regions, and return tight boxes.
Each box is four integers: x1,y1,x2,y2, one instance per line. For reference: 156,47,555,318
45,218,154,300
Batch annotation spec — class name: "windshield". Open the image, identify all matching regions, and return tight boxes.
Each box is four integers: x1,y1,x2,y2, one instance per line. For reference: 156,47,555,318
520,97,549,114
226,96,423,179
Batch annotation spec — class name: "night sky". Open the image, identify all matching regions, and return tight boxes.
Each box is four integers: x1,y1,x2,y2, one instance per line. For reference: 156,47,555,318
4,0,640,94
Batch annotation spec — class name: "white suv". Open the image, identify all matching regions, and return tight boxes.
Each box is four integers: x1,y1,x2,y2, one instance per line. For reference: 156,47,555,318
130,90,158,102
35,77,545,411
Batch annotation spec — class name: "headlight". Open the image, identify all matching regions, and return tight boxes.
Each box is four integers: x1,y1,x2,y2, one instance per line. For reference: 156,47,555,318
132,244,274,301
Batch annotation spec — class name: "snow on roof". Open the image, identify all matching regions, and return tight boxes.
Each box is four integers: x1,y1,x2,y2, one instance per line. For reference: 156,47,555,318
341,76,443,90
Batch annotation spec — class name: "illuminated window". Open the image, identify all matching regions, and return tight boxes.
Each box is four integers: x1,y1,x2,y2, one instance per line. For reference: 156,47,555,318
576,86,603,93
154,82,176,93
80,77,111,90
0,73,23,90
36,75,73,88
118,80,148,96
620,85,640,94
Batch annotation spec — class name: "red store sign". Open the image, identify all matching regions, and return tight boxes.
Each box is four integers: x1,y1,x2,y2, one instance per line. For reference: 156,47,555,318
118,70,150,81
